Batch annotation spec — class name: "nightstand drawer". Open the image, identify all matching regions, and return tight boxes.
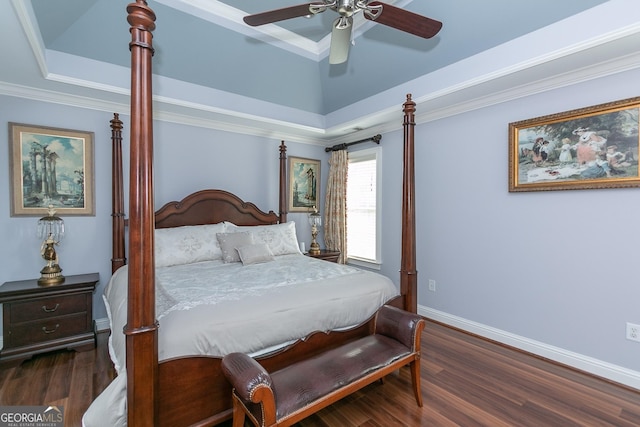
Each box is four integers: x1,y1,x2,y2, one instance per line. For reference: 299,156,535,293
10,294,89,323
8,313,90,347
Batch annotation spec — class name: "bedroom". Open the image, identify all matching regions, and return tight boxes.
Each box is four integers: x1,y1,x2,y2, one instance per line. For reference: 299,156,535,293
0,0,639,425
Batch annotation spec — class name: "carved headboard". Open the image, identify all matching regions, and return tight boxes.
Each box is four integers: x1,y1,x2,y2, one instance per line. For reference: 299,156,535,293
154,189,281,229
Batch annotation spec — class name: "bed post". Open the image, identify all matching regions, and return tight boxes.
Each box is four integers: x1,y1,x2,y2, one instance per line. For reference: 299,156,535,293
401,94,418,313
126,2,158,427
110,113,126,273
279,141,288,223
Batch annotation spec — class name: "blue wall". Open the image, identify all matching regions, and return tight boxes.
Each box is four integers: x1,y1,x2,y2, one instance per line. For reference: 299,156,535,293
0,97,328,323
1,66,639,387
356,68,640,385
411,68,640,376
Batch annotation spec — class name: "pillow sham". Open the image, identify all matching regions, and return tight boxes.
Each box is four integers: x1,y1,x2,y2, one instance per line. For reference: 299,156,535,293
216,231,254,263
155,222,227,267
236,243,275,266
226,221,302,256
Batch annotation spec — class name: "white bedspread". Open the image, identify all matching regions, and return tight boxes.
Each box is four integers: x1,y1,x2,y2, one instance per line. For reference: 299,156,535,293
84,254,398,427
155,254,381,319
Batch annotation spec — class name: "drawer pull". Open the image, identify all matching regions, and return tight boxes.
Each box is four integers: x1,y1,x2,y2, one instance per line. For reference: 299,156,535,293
42,324,60,334
42,303,60,312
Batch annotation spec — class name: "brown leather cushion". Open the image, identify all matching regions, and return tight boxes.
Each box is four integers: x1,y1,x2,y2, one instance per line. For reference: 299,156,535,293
271,334,410,419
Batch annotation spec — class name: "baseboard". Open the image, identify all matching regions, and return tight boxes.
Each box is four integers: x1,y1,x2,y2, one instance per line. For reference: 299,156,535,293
419,305,640,390
94,317,110,333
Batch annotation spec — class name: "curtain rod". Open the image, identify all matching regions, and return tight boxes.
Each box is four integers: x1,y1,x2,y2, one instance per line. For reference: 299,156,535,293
325,134,382,152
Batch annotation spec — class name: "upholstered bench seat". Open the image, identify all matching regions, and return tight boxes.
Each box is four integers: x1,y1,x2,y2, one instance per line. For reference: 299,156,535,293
221,305,425,427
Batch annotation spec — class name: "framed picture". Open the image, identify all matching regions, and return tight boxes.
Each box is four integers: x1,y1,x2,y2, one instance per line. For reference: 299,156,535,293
508,97,640,192
9,123,95,216
288,156,320,212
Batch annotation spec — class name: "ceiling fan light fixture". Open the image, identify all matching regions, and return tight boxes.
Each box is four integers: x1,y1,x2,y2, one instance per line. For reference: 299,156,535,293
335,15,352,30
329,16,353,64
363,4,382,20
309,1,331,15
243,0,443,63
336,0,356,16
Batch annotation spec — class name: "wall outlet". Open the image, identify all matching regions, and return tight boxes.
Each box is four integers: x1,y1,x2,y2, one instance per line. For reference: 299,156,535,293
627,323,640,342
428,279,436,292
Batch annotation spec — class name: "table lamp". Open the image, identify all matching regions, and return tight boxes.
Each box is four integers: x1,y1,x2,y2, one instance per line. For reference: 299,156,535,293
37,205,65,286
308,206,322,255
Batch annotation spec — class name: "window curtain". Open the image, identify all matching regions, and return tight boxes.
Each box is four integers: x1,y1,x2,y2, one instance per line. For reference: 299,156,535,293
323,150,348,263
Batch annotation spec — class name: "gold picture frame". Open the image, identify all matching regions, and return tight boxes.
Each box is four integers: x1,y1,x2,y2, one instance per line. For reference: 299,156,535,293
509,97,640,192
9,123,95,216
288,156,320,212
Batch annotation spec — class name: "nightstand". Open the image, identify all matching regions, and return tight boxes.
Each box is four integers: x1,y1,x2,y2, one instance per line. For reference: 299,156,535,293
0,272,98,365
306,249,341,263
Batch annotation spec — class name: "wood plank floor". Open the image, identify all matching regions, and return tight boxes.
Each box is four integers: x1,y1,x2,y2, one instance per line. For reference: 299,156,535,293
1,320,638,426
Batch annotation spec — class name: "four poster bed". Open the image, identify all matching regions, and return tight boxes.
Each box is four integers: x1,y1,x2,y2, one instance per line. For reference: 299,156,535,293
84,2,419,427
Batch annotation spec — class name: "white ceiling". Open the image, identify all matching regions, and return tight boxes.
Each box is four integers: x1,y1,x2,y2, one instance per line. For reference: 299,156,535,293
1,0,639,146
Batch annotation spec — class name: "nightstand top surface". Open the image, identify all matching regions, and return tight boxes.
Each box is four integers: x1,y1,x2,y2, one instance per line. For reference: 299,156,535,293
307,249,340,255
0,272,99,299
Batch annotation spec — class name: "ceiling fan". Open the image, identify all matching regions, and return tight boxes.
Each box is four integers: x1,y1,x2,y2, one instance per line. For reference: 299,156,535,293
243,0,443,64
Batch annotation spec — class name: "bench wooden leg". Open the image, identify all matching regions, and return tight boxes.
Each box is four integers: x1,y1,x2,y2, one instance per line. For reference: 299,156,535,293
232,397,247,427
409,360,423,407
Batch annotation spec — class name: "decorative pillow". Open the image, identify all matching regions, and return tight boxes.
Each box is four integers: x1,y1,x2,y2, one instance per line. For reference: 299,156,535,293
216,231,254,263
227,221,302,256
236,243,275,266
155,222,227,267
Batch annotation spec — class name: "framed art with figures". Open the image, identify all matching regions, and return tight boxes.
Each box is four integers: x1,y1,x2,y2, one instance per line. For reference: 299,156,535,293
508,97,640,192
9,123,95,216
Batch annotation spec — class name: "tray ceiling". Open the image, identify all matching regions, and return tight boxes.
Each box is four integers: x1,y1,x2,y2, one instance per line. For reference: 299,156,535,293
2,0,638,143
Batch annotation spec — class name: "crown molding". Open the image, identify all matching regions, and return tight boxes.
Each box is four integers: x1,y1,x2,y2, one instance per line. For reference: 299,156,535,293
2,46,638,147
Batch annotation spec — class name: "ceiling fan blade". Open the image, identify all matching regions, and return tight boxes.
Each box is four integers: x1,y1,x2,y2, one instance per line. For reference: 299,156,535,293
329,17,353,64
365,1,442,39
243,3,318,26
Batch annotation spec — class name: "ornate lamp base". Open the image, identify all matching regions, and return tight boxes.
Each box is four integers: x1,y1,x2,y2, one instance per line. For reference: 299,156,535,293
309,225,321,255
309,241,321,255
38,265,65,286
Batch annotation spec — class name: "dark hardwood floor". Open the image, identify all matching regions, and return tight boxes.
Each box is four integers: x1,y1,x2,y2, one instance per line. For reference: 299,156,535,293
1,320,639,426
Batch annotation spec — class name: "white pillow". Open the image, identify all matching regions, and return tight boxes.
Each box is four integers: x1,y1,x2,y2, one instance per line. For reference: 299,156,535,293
216,231,254,263
227,221,302,256
236,243,275,265
155,222,227,267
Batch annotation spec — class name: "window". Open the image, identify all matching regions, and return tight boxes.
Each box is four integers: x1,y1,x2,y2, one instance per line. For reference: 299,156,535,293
346,147,381,266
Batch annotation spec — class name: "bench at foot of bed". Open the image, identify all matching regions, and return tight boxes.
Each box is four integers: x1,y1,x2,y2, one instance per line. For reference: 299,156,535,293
221,305,425,427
